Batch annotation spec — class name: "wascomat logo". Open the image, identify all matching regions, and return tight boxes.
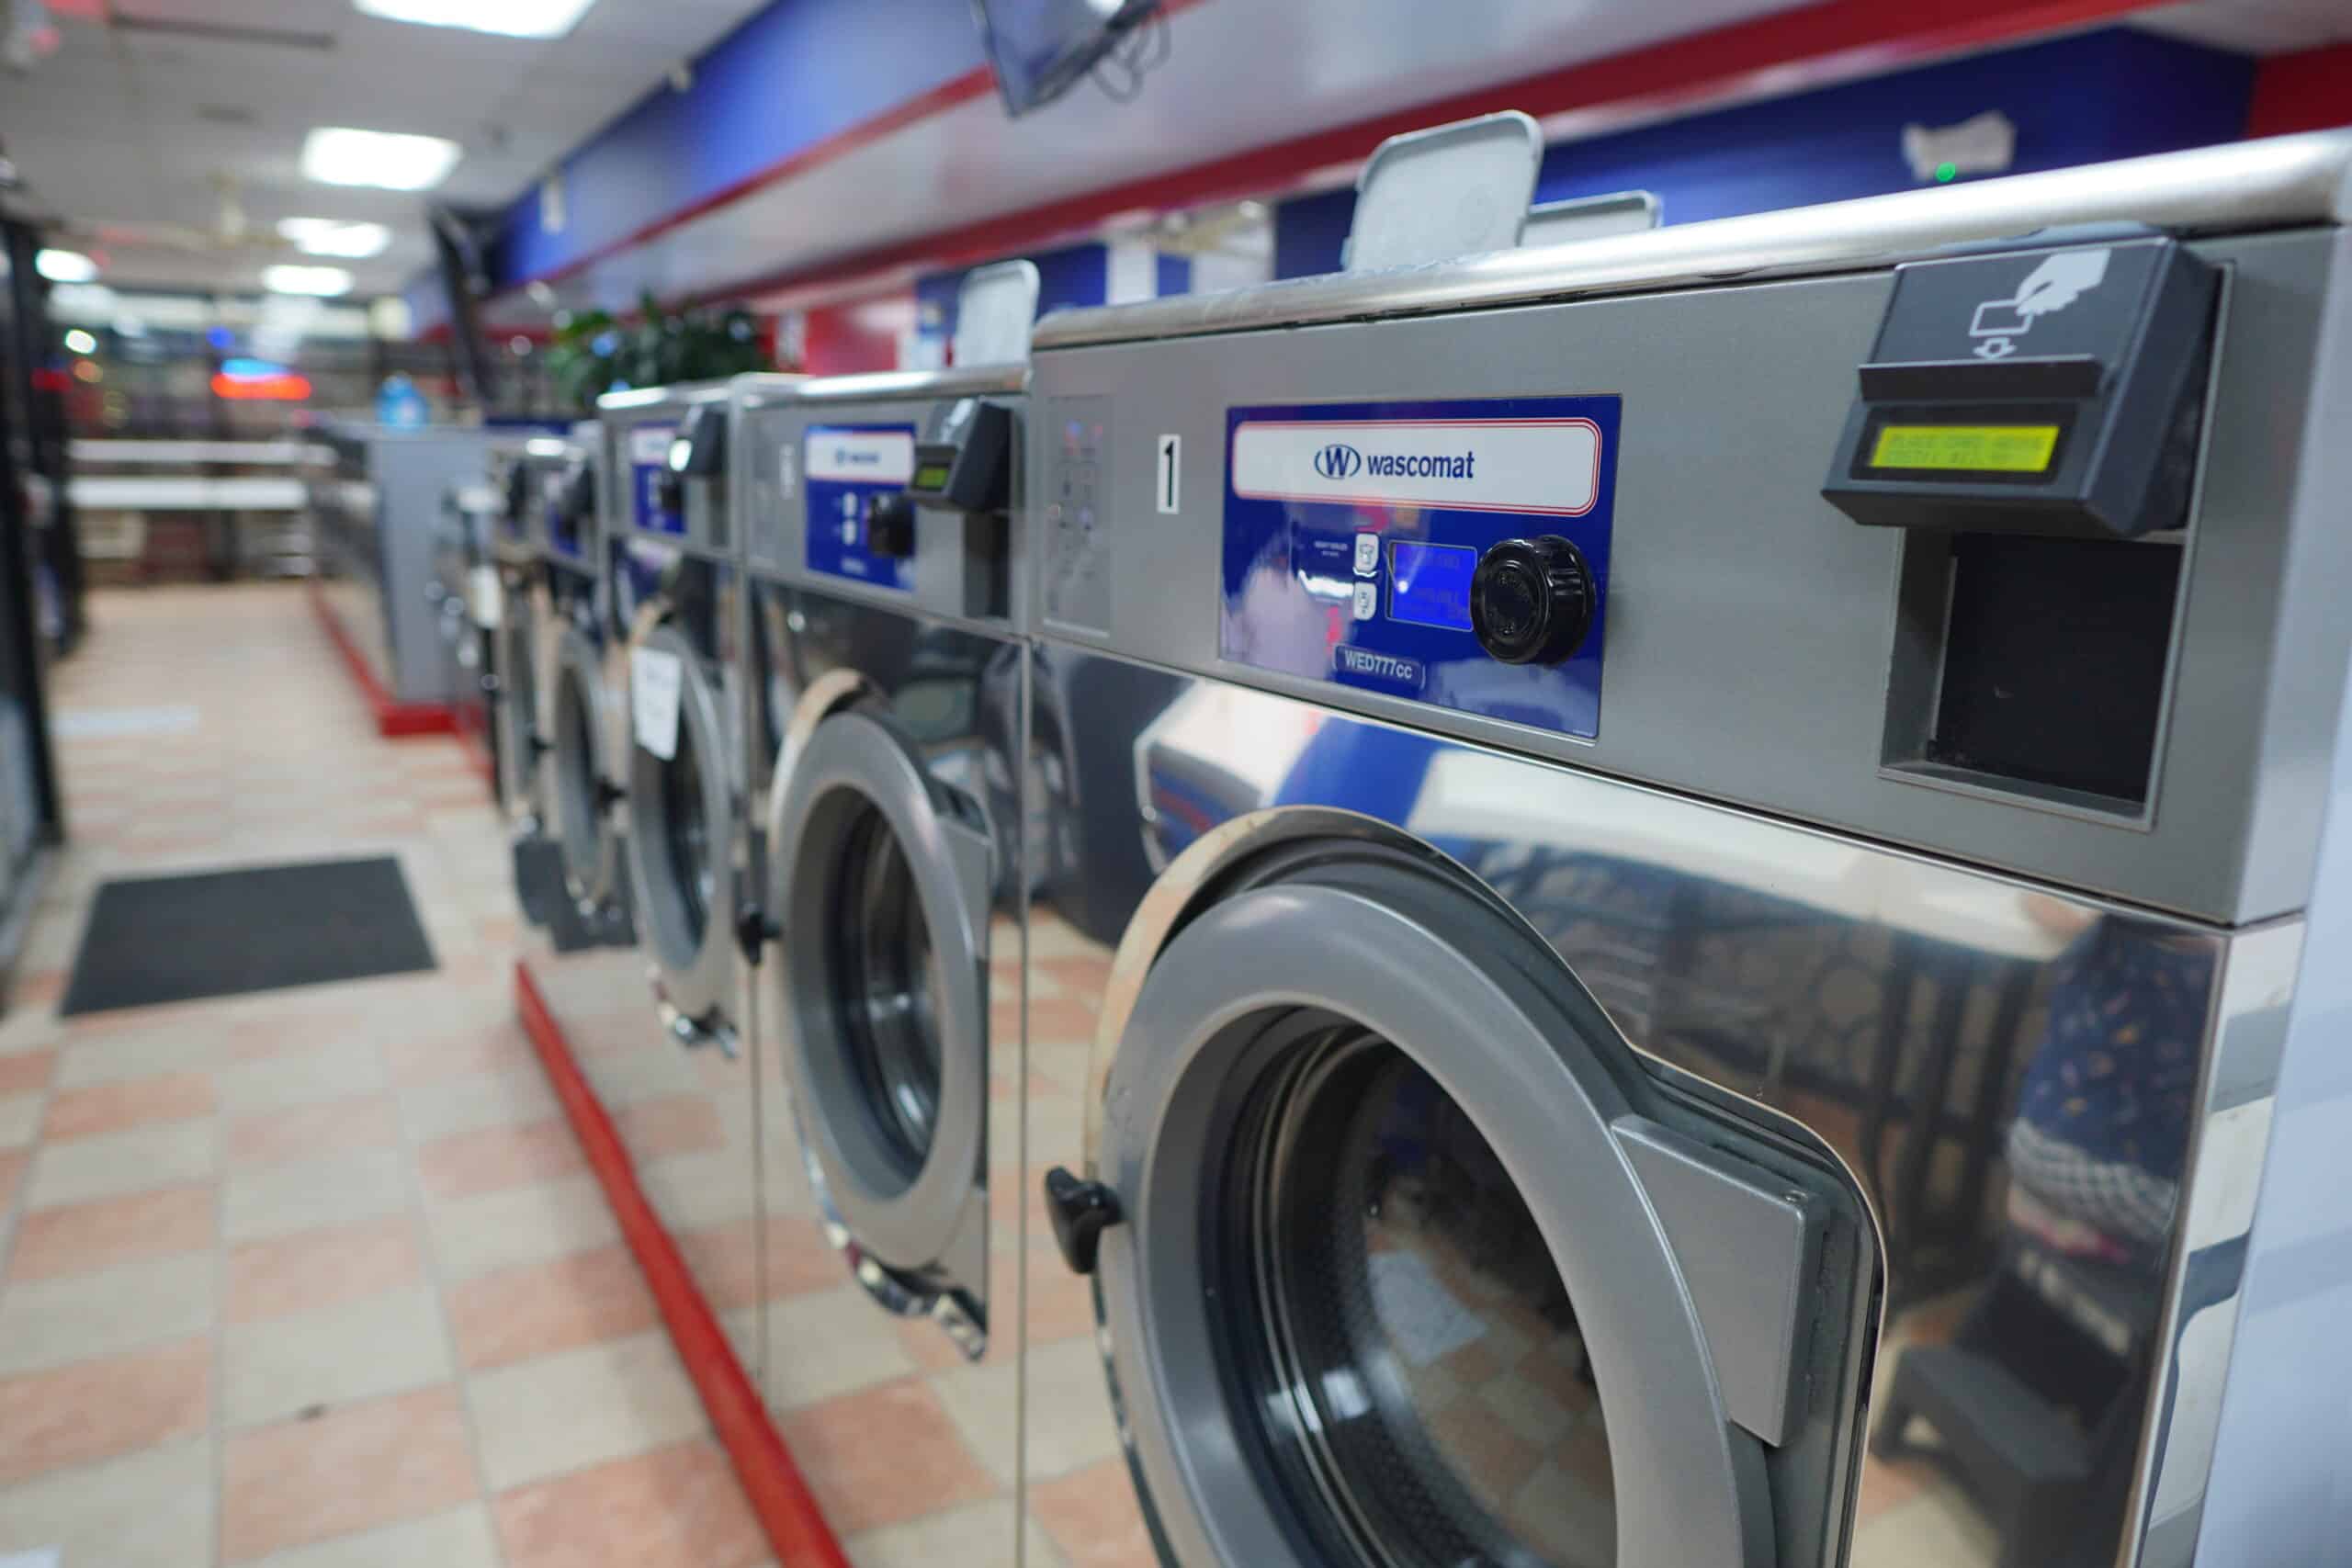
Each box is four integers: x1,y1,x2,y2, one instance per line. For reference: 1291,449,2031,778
1313,443,1363,480
1235,417,1591,515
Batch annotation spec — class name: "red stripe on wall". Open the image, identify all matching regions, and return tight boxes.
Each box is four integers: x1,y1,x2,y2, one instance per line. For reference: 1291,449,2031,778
2248,43,2352,137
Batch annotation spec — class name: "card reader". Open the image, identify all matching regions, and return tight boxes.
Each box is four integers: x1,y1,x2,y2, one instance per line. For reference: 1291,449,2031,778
1824,236,2217,538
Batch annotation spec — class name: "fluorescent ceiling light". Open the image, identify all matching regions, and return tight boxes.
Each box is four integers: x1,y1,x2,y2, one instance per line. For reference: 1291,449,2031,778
277,218,393,258
351,0,598,39
264,265,354,298
35,248,98,283
300,127,461,192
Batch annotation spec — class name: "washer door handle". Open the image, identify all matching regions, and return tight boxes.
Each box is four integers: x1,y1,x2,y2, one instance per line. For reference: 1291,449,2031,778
1044,1166,1122,1276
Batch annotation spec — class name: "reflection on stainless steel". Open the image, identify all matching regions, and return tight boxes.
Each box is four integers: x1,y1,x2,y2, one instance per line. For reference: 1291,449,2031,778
1035,674,2296,1568
2122,920,2298,1567
1035,131,2352,350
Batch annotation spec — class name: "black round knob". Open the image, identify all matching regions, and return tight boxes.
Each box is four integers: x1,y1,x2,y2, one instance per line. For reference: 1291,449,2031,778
1471,536,1596,665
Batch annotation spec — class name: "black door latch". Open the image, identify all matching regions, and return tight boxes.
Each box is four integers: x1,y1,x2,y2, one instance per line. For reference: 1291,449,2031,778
1043,1167,1121,1276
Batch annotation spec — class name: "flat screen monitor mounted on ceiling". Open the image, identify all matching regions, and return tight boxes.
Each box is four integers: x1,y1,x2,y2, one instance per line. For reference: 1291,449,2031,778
975,0,1159,117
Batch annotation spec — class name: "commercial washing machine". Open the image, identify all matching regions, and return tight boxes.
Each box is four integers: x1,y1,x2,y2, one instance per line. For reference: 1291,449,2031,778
736,353,1027,1352
523,423,634,949
1021,131,2352,1568
597,381,742,1044
429,463,503,790
487,437,570,836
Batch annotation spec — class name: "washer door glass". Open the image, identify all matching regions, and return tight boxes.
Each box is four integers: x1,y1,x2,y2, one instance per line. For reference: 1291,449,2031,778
658,699,715,949
823,802,947,1176
1228,1025,1614,1568
495,598,537,812
550,654,603,883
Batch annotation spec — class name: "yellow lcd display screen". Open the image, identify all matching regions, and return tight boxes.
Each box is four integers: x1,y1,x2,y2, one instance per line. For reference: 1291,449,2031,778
1870,423,2061,474
911,465,952,491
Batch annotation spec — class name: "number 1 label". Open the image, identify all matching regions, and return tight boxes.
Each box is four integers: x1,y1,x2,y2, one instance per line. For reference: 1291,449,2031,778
1156,434,1181,514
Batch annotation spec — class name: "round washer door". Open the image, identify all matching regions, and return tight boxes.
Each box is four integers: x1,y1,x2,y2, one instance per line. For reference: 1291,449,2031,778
545,623,623,908
1090,852,1776,1568
492,591,539,822
624,621,734,1028
769,705,992,1321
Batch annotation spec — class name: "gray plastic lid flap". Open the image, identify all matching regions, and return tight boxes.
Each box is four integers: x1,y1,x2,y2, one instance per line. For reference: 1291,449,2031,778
1346,109,1544,273
953,260,1041,368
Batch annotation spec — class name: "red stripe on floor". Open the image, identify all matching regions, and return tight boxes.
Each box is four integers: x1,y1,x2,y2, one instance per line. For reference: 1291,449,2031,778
513,960,852,1568
308,580,458,739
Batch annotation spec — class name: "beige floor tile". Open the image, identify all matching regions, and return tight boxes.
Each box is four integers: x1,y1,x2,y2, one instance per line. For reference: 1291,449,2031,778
633,1146,761,1233
763,1284,919,1410
247,1503,500,1568
23,1116,216,1209
0,1090,41,1150
0,1435,214,1566
424,1174,620,1282
0,1252,218,1375
844,1495,1021,1568
395,1066,558,1143
573,1043,700,1109
222,1147,411,1241
223,1283,454,1427
1016,1336,1125,1483
54,1021,234,1089
925,1354,1021,1485
465,1330,707,1492
1849,1480,2002,1568
212,1037,386,1116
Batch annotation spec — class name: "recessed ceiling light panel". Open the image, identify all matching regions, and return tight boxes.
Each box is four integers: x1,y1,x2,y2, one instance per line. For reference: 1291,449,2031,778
35,248,98,283
300,127,461,192
351,0,598,39
264,264,355,297
277,218,394,258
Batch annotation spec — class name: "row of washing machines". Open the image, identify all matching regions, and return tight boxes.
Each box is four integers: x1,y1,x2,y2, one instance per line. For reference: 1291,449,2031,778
474,127,2352,1568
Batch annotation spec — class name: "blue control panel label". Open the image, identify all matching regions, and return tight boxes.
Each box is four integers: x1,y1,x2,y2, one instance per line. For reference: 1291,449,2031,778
1221,396,1619,739
804,424,917,592
628,425,682,536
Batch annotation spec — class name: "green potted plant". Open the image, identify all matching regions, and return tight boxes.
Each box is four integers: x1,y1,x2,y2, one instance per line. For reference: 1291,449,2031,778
544,290,770,412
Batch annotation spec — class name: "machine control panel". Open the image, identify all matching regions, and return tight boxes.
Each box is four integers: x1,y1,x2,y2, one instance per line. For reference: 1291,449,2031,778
546,458,594,562
625,423,682,536
1217,395,1619,739
1824,236,2216,537
803,423,918,592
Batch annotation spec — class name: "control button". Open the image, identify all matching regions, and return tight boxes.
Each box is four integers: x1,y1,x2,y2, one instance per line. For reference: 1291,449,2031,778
1352,581,1378,621
840,519,858,544
1471,535,1596,665
866,493,917,558
1353,534,1380,576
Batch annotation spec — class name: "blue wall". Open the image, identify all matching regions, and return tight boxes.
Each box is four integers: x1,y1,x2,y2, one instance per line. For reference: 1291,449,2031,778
1273,28,2256,278
491,0,983,288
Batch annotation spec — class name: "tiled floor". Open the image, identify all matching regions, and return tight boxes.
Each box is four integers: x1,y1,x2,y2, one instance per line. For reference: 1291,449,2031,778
0,586,770,1568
